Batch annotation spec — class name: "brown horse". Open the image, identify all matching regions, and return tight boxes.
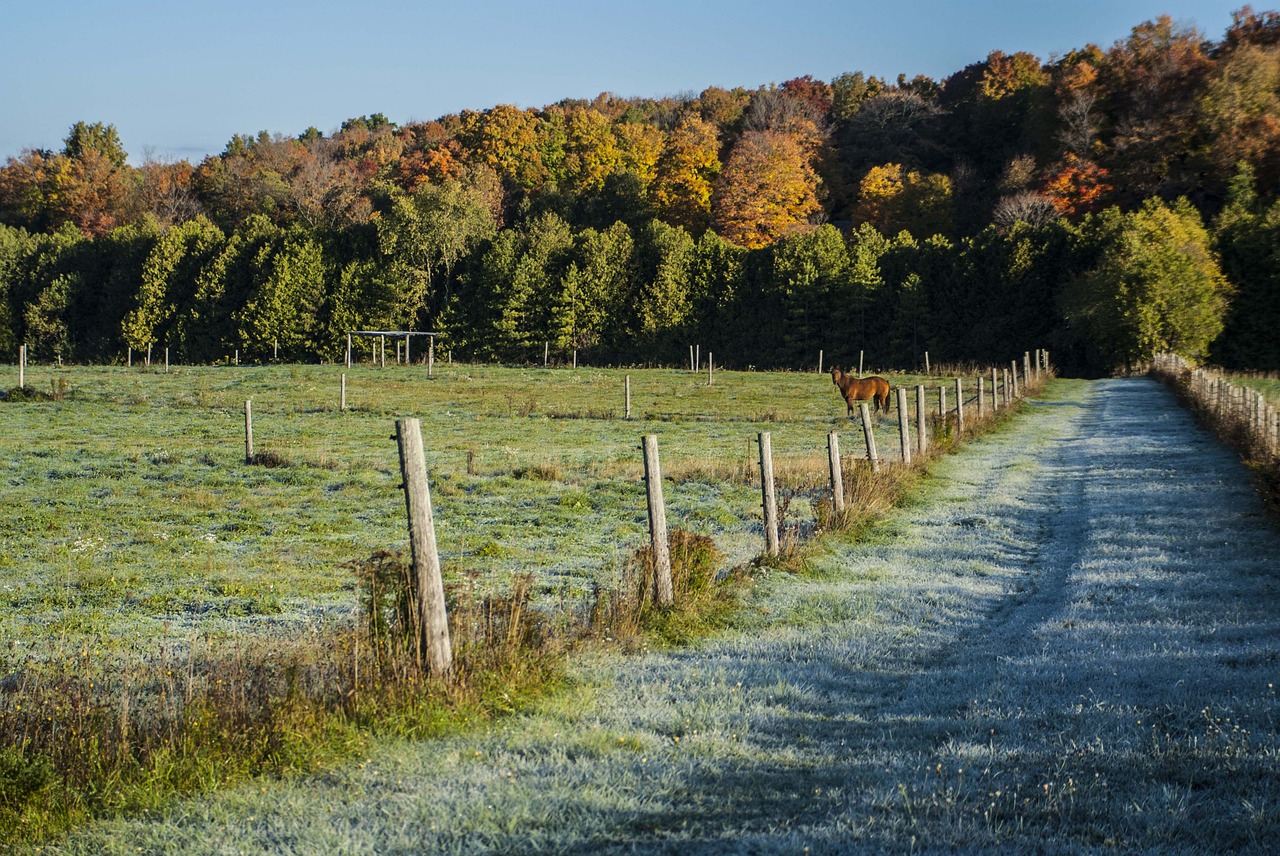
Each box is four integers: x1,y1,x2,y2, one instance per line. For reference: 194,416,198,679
831,367,891,414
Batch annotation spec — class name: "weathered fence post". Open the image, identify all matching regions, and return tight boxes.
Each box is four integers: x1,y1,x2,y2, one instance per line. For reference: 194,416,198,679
624,375,632,419
939,385,947,422
127,348,132,368
696,345,701,372
955,377,965,435
146,344,152,367
924,351,930,374
977,376,985,419
859,402,880,474
244,400,254,464
759,432,779,555
915,385,928,455
544,341,549,367
689,345,695,372
346,333,352,368
818,350,824,374
340,373,347,412
642,435,674,606
828,431,845,518
707,353,713,386
18,344,24,388
164,347,170,373
897,387,912,465
859,350,864,377
395,418,453,678
1024,352,1031,387
428,338,435,377
991,367,999,411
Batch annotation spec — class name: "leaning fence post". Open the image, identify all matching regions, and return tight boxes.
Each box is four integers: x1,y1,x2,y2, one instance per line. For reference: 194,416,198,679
897,387,912,465
955,378,964,435
759,432,779,555
395,418,453,678
827,431,845,517
642,435,674,606
859,402,880,474
244,400,254,464
915,385,928,455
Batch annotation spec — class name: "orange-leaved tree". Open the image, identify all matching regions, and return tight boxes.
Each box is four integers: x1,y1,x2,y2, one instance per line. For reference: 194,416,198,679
711,130,820,249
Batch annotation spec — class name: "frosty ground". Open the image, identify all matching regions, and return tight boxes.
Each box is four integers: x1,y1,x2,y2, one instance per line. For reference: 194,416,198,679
49,378,1280,854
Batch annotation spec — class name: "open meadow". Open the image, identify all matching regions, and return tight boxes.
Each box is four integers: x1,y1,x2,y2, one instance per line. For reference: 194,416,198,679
1,360,947,653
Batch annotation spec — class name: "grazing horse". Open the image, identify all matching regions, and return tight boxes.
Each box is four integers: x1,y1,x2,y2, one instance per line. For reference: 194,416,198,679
830,367,891,414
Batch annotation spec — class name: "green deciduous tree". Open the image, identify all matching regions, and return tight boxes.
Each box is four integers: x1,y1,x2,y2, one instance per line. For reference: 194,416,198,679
1062,198,1230,373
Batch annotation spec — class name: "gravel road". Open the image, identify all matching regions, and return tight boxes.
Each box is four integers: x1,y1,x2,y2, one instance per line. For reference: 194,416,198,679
53,378,1280,855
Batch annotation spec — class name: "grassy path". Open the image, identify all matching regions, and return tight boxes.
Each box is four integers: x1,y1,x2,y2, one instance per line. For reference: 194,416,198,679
48,379,1280,854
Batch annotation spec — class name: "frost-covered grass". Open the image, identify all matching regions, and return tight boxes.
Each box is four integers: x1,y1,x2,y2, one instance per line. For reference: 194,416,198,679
41,377,1280,854
1,361,943,651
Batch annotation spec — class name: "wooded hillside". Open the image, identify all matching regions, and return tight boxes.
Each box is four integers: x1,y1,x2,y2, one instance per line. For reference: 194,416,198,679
3,10,1279,374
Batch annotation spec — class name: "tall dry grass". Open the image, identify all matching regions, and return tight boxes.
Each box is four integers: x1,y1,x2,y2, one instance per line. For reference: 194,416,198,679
1150,353,1280,510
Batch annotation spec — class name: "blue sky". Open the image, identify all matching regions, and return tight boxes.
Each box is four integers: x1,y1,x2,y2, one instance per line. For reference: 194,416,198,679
0,0,1247,164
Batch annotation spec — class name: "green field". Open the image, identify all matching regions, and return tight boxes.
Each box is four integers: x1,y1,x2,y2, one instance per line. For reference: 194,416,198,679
2,362,957,652
1232,375,1280,403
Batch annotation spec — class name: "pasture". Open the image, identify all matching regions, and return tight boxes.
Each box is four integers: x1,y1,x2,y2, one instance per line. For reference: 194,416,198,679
1,361,943,652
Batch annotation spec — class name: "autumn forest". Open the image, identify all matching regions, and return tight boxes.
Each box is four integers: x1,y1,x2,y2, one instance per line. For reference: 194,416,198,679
3,9,1280,374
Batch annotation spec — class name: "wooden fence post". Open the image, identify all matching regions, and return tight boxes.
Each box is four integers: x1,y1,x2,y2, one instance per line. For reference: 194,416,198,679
18,344,24,388
544,341,549,368
859,402,880,474
146,344,152,367
939,385,947,422
428,339,435,377
759,432,779,556
164,347,170,373
924,351,930,374
244,400,254,463
1024,352,1031,387
395,418,453,678
1011,361,1019,399
897,387,912,465
642,435,674,606
127,348,132,368
818,350,824,374
955,377,965,435
977,376,985,419
340,373,347,412
346,333,352,368
828,431,845,517
689,345,695,372
625,375,632,419
915,385,928,455
707,353,713,386
991,367,999,411
859,350,864,377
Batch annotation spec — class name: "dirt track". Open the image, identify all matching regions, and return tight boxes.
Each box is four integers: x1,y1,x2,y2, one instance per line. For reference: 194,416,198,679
54,378,1280,855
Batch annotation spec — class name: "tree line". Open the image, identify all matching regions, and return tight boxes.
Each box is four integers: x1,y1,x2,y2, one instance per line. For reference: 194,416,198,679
2,10,1279,374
